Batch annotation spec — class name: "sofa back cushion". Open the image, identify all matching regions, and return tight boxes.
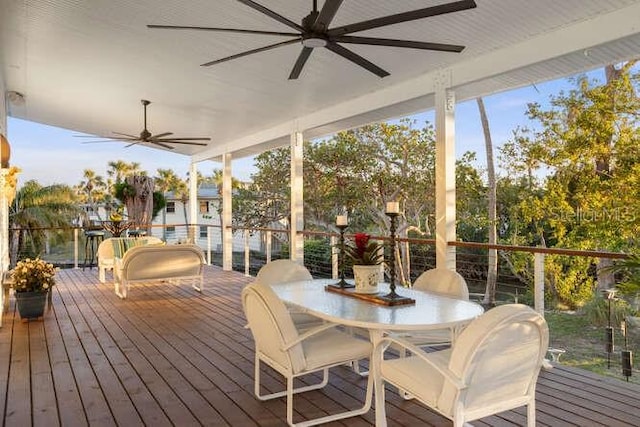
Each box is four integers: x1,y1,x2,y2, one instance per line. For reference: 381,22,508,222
112,237,152,259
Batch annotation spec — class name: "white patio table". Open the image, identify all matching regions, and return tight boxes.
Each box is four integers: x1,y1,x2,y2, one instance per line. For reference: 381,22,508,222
270,278,484,341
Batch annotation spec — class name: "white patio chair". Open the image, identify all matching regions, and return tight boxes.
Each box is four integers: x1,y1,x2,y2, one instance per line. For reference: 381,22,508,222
241,281,373,427
391,268,473,398
373,304,549,427
256,259,322,330
402,268,471,346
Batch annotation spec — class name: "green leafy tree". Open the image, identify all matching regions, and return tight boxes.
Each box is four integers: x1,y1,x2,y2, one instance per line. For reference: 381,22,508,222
154,168,183,240
499,62,640,307
76,169,107,222
9,180,80,264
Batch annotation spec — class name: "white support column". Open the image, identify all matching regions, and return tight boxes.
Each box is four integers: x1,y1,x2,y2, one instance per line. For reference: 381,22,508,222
222,153,233,271
434,70,457,270
0,85,11,279
534,252,545,315
188,162,198,243
290,132,304,263
0,78,6,135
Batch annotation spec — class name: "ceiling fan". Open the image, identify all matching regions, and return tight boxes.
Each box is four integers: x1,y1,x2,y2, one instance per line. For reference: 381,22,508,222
148,0,476,79
78,99,211,150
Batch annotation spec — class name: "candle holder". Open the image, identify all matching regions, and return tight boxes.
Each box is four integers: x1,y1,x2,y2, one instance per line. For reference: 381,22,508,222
384,212,401,299
332,224,354,289
378,212,414,304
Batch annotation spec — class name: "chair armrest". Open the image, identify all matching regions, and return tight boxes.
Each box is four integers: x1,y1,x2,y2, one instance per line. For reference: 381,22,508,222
282,322,341,350
375,335,466,389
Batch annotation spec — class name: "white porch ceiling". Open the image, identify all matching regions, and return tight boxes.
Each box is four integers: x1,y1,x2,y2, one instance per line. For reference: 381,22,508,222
1,0,639,162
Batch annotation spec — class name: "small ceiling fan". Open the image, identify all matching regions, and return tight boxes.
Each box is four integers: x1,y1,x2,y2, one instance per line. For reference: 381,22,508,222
78,99,211,150
148,0,476,79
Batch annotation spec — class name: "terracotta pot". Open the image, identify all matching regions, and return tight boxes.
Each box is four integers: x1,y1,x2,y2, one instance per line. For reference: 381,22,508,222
353,265,381,294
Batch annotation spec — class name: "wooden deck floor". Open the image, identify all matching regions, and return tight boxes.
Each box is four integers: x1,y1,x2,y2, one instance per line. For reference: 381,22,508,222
1,266,639,426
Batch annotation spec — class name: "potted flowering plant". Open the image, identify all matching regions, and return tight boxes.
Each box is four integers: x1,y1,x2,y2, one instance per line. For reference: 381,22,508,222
345,233,384,293
11,258,56,320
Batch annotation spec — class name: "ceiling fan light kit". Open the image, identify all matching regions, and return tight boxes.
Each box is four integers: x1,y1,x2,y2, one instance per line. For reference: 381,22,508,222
148,0,476,79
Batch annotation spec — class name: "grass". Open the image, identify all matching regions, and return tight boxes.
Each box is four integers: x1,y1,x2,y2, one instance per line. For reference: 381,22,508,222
546,310,639,384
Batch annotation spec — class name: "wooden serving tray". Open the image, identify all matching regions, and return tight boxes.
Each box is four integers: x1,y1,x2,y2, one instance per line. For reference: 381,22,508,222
325,284,415,306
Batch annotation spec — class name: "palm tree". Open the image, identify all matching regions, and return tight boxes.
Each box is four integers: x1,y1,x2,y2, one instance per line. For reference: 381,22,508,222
154,168,183,240
9,180,81,265
107,160,145,183
78,169,106,223
202,169,242,247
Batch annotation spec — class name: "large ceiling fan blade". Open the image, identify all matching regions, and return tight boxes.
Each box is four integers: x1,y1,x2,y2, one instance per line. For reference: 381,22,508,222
328,0,477,37
325,42,389,78
313,0,344,32
150,141,176,150
155,137,210,141
289,47,314,80
334,35,465,52
151,132,173,139
156,140,209,146
201,38,300,66
112,132,141,139
236,0,304,32
81,139,135,144
147,24,299,37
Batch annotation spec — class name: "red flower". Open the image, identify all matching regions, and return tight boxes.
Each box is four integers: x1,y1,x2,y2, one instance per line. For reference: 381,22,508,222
354,233,370,258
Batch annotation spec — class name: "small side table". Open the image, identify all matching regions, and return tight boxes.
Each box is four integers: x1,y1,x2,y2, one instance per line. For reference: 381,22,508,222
83,230,105,270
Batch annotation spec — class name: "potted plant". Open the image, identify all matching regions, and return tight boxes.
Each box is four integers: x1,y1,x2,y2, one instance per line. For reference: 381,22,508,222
11,258,56,320
345,233,384,294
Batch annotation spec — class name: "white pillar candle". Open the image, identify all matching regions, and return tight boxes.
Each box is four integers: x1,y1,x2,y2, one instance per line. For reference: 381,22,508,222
336,215,348,226
386,201,399,214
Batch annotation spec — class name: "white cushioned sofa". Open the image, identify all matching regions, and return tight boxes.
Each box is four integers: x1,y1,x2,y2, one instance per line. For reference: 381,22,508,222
113,243,206,299
97,236,163,283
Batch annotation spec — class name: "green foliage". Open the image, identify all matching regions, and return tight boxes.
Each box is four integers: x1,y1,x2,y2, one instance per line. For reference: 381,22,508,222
9,180,81,264
545,255,596,309
151,191,166,221
580,295,634,327
302,239,333,276
344,233,384,265
601,254,640,297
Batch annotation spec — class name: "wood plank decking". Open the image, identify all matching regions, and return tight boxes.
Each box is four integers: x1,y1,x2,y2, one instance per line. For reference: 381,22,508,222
1,266,639,426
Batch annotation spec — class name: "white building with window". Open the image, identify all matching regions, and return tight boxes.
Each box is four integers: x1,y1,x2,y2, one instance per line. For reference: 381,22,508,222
152,185,265,252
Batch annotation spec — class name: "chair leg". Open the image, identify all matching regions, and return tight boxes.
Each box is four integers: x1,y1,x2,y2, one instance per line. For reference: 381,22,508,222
254,354,373,427
254,357,329,402
374,365,387,427
99,267,106,283
350,360,369,377
527,400,536,427
290,370,373,427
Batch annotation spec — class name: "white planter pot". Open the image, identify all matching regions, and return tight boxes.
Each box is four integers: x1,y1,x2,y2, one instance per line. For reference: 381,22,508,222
353,265,381,294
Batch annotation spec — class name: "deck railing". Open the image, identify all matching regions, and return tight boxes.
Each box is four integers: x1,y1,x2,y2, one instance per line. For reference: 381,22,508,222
7,222,639,383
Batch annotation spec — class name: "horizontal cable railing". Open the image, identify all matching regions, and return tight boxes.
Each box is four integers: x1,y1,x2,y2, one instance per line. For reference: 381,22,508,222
6,222,638,383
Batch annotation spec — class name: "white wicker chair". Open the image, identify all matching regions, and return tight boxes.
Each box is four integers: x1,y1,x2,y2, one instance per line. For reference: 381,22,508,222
373,304,549,427
242,282,373,427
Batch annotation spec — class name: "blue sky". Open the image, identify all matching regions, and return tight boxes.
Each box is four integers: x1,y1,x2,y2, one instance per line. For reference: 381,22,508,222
7,69,605,188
